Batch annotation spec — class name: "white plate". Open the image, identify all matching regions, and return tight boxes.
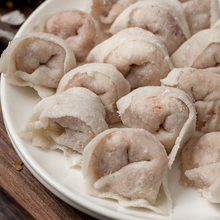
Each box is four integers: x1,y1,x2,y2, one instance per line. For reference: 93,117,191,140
1,0,220,219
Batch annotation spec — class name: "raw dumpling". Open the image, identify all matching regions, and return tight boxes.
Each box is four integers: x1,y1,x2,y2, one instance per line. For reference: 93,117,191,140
31,10,98,61
87,27,173,89
83,128,172,215
110,0,191,55
161,67,220,133
89,0,138,33
179,0,220,35
180,132,220,203
0,32,76,98
171,29,220,74
116,86,196,166
22,87,108,166
56,63,131,124
99,0,138,24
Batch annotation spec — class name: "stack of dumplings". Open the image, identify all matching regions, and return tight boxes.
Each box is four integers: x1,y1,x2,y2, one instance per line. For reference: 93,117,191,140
1,0,220,216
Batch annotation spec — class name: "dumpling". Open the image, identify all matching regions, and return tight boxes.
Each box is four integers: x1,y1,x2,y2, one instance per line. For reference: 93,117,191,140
22,87,108,167
98,0,138,24
89,0,138,33
171,29,220,74
56,63,131,124
0,32,76,98
180,132,220,203
89,0,136,24
31,10,98,61
83,128,172,215
161,67,220,133
87,27,173,89
110,0,191,55
179,0,220,35
116,86,196,166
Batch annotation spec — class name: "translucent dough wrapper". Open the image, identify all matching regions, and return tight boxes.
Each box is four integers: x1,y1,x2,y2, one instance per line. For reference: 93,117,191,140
116,86,196,167
180,0,220,35
180,132,220,203
110,0,191,55
57,63,131,124
87,27,173,89
171,29,220,74
83,128,172,215
0,32,76,98
161,67,220,133
22,87,108,167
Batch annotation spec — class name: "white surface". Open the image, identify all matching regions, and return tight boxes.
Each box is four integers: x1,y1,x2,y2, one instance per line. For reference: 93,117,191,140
1,0,220,219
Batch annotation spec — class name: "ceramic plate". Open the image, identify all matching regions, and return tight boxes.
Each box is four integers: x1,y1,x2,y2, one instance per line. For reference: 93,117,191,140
1,0,220,219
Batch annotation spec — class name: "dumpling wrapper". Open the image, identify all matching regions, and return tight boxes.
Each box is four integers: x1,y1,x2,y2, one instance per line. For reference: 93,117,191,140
56,63,131,124
98,0,138,24
0,32,76,98
83,128,172,215
116,86,196,167
110,0,191,55
88,0,135,33
87,27,173,89
170,29,220,74
180,132,220,203
180,0,220,35
28,9,106,61
161,67,220,133
21,87,108,167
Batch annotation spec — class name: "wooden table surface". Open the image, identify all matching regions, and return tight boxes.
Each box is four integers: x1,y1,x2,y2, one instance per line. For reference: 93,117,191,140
0,2,98,220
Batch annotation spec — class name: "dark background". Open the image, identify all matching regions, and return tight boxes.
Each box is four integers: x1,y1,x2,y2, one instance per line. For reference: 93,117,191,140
0,0,45,52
